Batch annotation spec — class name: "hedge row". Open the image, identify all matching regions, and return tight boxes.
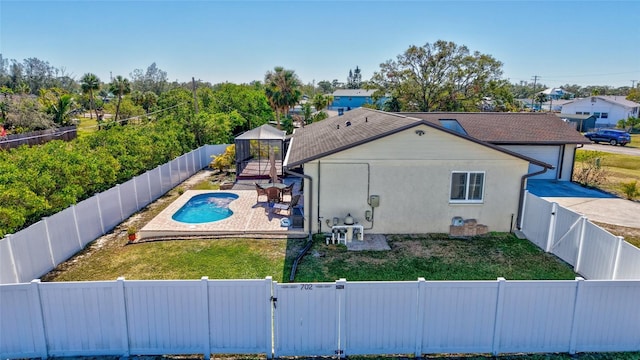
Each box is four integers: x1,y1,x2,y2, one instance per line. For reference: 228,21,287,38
0,118,196,237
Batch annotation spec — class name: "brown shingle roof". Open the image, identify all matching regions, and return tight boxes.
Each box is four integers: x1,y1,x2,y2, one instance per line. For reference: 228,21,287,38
400,112,590,145
285,108,563,168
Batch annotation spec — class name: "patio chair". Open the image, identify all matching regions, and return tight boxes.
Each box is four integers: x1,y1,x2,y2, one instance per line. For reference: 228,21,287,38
273,194,301,216
266,186,281,203
255,183,268,203
281,183,294,202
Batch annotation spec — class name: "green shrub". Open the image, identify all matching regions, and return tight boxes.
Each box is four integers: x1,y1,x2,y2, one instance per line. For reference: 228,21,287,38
0,117,195,237
210,144,235,173
621,181,639,200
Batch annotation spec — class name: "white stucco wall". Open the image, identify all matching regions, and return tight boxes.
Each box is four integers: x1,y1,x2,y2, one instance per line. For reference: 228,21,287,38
304,125,530,234
561,98,637,127
561,144,577,181
500,145,560,180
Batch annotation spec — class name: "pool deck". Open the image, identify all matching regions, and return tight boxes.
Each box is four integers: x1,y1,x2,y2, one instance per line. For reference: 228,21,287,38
139,189,307,240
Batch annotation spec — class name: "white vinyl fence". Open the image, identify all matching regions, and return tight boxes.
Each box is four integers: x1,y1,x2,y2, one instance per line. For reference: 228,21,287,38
3,277,640,359
520,191,640,280
0,145,228,285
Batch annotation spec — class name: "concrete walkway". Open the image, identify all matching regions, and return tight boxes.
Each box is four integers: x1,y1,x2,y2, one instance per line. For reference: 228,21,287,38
528,180,640,229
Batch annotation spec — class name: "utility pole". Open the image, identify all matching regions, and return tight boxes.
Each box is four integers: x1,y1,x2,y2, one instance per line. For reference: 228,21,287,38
192,77,198,114
632,80,638,88
531,75,540,111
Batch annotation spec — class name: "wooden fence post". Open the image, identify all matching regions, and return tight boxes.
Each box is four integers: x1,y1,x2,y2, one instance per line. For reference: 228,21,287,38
492,277,506,356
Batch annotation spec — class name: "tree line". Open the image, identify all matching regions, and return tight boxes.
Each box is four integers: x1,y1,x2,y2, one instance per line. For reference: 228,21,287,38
3,40,640,135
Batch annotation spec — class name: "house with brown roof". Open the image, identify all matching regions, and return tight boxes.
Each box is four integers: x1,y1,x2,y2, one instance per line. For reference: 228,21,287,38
283,108,589,236
400,112,590,181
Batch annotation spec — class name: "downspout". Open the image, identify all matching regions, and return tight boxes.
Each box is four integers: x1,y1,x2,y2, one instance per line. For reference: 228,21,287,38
317,161,321,233
284,168,313,282
516,167,550,231
557,145,565,180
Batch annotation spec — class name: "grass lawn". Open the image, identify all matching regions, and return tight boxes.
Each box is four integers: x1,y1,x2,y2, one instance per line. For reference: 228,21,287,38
45,232,575,282
292,233,576,282
574,149,640,199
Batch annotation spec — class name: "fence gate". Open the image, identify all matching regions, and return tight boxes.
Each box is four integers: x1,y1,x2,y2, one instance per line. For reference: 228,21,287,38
273,282,341,357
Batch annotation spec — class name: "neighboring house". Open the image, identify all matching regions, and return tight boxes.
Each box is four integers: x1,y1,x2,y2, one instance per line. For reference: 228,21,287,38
540,87,574,100
402,111,589,181
560,96,640,127
330,89,387,110
516,98,540,111
555,113,597,132
540,99,573,112
283,108,587,235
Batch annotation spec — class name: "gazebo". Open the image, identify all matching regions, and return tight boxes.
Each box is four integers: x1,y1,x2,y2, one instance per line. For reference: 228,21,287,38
234,124,287,179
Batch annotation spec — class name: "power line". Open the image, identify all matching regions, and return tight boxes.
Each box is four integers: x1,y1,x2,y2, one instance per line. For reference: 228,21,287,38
0,101,188,144
530,75,540,111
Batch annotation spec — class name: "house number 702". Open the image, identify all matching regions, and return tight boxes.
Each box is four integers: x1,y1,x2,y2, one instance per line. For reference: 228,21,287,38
300,284,313,290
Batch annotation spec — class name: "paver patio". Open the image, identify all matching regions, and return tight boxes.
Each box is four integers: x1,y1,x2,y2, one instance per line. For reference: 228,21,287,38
139,189,307,240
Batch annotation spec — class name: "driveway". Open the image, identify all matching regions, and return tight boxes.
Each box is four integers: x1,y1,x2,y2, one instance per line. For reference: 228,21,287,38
581,143,640,156
527,180,640,229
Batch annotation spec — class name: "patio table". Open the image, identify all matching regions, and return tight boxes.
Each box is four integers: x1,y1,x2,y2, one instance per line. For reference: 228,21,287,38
259,183,288,203
258,183,288,190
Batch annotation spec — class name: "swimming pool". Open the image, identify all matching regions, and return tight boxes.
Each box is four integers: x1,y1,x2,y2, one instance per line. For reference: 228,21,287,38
172,192,239,224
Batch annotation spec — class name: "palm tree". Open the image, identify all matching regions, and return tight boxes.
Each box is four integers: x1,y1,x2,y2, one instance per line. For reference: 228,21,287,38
264,66,301,129
534,93,547,111
80,73,100,119
109,75,131,124
312,94,333,113
50,94,76,126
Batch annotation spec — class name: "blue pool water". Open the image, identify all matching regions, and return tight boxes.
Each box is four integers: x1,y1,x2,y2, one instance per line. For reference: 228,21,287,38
172,193,239,224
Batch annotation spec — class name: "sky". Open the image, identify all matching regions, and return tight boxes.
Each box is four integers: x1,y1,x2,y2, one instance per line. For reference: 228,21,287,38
1,0,640,89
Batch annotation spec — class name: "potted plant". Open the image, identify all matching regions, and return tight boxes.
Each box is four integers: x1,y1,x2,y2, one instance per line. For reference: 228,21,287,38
127,227,137,242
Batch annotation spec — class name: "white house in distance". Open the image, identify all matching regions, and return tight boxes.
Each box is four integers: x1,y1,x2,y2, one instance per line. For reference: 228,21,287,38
540,87,573,100
283,108,588,235
560,96,640,127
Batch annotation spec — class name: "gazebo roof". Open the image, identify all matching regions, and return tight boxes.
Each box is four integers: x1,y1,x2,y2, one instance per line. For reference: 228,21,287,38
235,124,286,141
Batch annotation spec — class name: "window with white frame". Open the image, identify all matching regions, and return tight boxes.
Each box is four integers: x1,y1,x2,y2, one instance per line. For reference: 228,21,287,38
601,112,608,119
450,171,485,202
